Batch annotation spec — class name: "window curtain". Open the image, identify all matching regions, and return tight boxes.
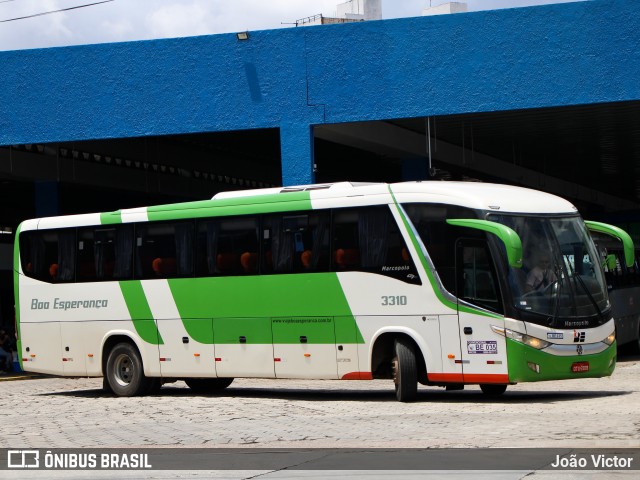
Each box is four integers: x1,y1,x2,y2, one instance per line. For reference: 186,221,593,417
358,208,389,269
309,215,328,270
175,223,194,276
114,226,133,279
26,234,45,279
271,216,293,273
57,231,76,282
94,230,108,279
205,221,219,274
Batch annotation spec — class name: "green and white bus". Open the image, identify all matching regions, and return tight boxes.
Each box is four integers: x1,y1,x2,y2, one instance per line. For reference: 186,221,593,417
14,181,634,401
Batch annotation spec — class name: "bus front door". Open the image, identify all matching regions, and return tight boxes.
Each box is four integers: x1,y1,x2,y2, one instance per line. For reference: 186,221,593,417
455,239,508,385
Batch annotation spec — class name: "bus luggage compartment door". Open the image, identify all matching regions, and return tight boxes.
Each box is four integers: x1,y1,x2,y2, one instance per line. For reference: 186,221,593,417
272,316,338,379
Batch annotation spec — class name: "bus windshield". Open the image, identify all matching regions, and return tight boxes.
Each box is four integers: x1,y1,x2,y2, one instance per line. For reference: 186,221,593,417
488,214,610,327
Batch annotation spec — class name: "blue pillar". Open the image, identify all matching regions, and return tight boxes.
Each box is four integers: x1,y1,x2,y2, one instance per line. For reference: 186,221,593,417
35,181,60,217
280,122,315,187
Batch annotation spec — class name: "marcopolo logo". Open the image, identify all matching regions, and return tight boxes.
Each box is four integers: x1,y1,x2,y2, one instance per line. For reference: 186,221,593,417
30,298,109,311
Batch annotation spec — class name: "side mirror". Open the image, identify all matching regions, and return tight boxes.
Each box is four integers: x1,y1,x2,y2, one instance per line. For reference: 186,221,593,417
585,221,635,268
446,219,522,268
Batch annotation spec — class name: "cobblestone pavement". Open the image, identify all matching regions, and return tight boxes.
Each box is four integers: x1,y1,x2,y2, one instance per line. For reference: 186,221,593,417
1,355,639,450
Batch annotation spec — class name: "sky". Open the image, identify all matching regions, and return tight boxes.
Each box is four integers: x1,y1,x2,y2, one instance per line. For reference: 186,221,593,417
0,0,589,52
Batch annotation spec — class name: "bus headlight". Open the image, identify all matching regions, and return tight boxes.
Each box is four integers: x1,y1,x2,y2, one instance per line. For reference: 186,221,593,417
602,332,616,346
491,326,551,350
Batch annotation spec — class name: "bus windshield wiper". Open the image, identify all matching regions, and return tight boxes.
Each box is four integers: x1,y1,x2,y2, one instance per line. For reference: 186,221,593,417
549,262,563,327
564,255,605,323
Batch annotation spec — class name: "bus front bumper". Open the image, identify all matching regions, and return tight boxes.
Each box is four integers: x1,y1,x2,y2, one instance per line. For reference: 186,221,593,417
506,338,616,383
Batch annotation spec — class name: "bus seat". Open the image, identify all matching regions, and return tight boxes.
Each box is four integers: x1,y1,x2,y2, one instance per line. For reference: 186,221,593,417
78,262,96,278
217,253,239,273
240,252,257,273
401,248,410,263
103,261,115,278
335,248,360,269
152,257,177,276
301,250,312,269
49,263,58,280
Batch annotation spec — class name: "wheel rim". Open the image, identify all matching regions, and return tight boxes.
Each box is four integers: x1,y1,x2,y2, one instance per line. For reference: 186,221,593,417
113,353,134,387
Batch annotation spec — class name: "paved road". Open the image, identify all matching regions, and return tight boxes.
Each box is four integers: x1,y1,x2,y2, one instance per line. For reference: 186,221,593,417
2,354,639,450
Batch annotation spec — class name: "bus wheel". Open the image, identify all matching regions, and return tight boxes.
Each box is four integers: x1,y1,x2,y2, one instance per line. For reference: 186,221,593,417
185,378,234,393
143,377,162,395
480,384,507,396
392,338,418,402
106,342,147,397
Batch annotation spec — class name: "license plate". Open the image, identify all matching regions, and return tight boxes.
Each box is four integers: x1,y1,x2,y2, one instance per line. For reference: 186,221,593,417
571,361,589,373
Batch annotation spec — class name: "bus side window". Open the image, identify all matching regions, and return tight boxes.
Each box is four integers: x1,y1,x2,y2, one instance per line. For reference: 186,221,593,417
262,212,330,274
77,228,97,281
19,231,45,281
403,203,479,292
332,206,420,284
77,226,133,282
19,229,76,283
135,221,194,279
332,209,361,271
196,216,259,277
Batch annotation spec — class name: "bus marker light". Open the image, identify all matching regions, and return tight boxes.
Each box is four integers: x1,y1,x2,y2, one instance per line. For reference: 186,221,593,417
87,354,94,358
274,358,281,362
215,358,222,362
448,354,455,359
304,353,311,357
194,353,200,357
22,358,29,362
527,362,540,373
30,354,36,358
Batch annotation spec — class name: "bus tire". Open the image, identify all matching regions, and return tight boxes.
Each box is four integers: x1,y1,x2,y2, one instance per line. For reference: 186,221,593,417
102,376,113,394
480,384,507,396
105,342,148,397
392,338,418,402
143,377,162,395
185,378,234,393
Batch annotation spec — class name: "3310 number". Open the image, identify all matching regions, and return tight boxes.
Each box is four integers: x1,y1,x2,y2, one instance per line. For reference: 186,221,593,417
381,295,407,306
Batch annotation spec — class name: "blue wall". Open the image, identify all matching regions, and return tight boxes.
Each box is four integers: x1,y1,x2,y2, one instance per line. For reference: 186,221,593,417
1,0,639,185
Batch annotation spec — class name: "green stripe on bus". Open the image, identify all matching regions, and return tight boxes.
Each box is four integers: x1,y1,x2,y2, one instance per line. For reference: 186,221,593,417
168,274,364,345
146,192,313,222
119,281,164,345
100,211,122,224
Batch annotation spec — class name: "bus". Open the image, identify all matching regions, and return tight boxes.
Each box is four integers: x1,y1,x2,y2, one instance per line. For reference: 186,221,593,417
14,181,634,402
591,231,640,352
